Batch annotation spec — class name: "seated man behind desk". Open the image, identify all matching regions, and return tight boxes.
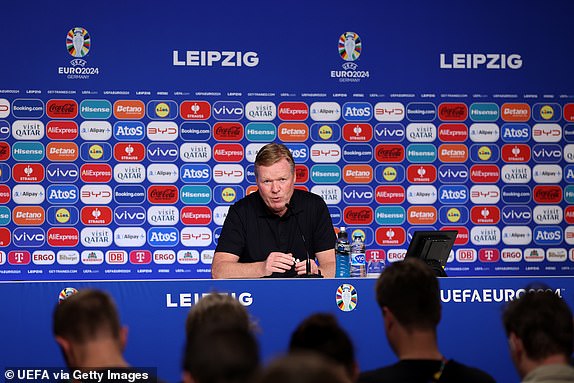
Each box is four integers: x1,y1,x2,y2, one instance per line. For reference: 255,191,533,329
212,142,335,279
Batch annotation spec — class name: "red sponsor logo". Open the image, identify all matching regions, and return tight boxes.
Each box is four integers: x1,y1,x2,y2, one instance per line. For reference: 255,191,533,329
46,142,78,161
0,228,10,246
213,143,244,162
366,249,386,262
438,144,468,162
294,185,309,192
501,144,531,163
107,251,127,264
343,206,374,225
533,185,562,204
278,102,309,121
442,226,469,245
180,206,212,225
375,227,406,246
12,206,45,225
375,185,405,204
407,165,437,183
438,123,468,142
295,165,309,183
80,164,113,183
501,103,531,122
148,185,179,204
0,185,10,203
114,143,145,162
246,185,258,195
278,123,309,142
180,101,211,120
343,165,373,183
47,227,79,247
81,206,113,225
46,99,78,119
470,206,500,224
46,121,79,140
564,104,574,122
470,165,500,183
113,100,145,119
407,206,437,225
0,142,10,161
12,163,45,183
565,206,574,224
438,103,468,121
130,250,152,264
375,144,404,162
213,122,244,141
8,250,30,264
479,248,500,262
343,123,373,142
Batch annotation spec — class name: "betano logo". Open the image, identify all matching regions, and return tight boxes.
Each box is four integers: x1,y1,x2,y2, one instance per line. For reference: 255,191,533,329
407,206,437,225
501,103,530,122
343,165,372,183
46,142,78,161
13,206,45,225
438,144,468,162
113,100,145,120
278,123,309,142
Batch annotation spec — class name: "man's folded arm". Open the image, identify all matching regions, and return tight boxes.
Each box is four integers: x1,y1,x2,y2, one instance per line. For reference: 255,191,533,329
316,249,335,278
212,252,266,279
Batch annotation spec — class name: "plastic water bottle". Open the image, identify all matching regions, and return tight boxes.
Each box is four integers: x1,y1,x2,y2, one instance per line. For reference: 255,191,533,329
335,227,350,278
350,234,366,278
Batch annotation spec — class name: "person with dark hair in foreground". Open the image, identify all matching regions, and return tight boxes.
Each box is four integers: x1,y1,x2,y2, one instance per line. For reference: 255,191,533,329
289,313,359,381
359,258,496,383
502,289,574,382
255,353,351,383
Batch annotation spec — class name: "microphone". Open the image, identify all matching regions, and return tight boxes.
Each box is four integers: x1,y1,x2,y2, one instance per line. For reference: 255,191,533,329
286,203,323,278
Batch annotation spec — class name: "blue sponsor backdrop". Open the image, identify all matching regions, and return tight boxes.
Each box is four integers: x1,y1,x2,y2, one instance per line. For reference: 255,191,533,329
0,0,573,279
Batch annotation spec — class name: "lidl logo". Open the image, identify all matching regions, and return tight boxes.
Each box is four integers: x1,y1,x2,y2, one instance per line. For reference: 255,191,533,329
213,185,244,204
146,100,178,120
374,164,405,184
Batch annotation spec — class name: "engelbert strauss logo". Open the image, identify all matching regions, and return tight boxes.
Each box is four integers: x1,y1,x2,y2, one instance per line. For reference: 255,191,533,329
58,27,100,79
331,32,370,83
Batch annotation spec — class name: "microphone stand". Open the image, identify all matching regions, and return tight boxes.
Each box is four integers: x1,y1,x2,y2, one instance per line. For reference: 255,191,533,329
287,203,323,278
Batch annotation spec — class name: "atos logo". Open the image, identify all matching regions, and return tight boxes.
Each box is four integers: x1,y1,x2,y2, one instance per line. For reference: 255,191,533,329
406,144,436,163
438,123,468,142
375,227,406,246
406,103,436,122
438,165,468,183
180,206,212,225
501,144,530,163
213,143,244,162
343,185,373,204
180,164,211,183
146,100,178,120
13,163,44,183
375,185,405,204
479,249,500,263
48,228,79,247
532,144,561,163
8,251,31,265
114,185,145,204
147,121,178,141
114,206,146,226
13,99,44,118
214,122,244,141
46,120,78,140
374,123,405,142
13,227,45,247
501,185,531,204
407,165,437,183
502,206,532,225
343,206,374,225
46,164,78,183
180,101,211,120
533,185,562,204
80,142,112,162
343,144,372,163
438,206,469,225
114,142,145,162
129,250,152,265
213,185,244,204
181,227,212,247
46,206,79,226
532,103,561,122
374,102,405,122
565,165,574,183
246,122,277,142
438,103,467,121
469,103,499,122
47,185,78,204
470,144,500,163
343,123,372,142
113,121,144,141
81,206,113,225
213,101,244,121
180,122,211,141
375,164,405,184
147,227,178,247
533,227,562,245
342,102,372,122
470,206,500,225
311,165,341,184
213,164,244,184
439,185,468,204
501,123,530,143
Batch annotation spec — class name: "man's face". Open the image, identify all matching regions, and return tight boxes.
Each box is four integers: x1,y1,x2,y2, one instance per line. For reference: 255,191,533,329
256,158,295,216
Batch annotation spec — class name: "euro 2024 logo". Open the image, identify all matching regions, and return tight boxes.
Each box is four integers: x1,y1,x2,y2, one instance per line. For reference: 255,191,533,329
331,32,370,83
58,27,100,79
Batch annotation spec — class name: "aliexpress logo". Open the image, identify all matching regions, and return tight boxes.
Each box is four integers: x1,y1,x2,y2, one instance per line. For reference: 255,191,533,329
564,104,574,122
343,165,373,183
438,123,468,142
407,206,437,224
213,143,244,162
181,206,212,225
278,102,309,121
470,165,500,183
438,103,468,121
12,206,45,225
80,164,113,183
442,226,469,245
342,123,373,142
47,227,79,247
46,121,78,140
375,185,405,204
46,142,78,161
438,144,468,162
501,103,531,122
113,100,145,119
565,206,574,224
343,206,373,225
278,123,309,142
0,185,10,203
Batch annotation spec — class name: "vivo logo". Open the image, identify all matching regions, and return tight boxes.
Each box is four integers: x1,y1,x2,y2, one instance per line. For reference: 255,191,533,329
114,206,146,226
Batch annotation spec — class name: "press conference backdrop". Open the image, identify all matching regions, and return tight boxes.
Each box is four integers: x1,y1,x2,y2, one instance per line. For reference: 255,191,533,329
1,0,574,279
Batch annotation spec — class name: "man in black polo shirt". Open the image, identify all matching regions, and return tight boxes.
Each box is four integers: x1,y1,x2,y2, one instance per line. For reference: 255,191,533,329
212,143,336,278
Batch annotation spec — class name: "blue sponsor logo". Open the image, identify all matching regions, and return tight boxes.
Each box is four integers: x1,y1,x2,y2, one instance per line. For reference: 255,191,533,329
469,103,499,122
406,102,436,122
46,206,79,226
180,122,211,141
564,165,574,183
501,185,532,204
342,102,372,122
13,227,45,247
12,99,44,118
245,122,277,142
310,123,341,142
213,226,222,246
147,142,178,162
180,164,211,183
113,121,145,141
342,144,373,163
245,164,256,183
80,142,112,162
343,185,374,205
532,144,562,163
328,206,342,226
12,142,44,161
501,206,532,225
147,227,179,247
470,144,500,163
374,123,405,142
213,185,245,205
212,101,244,121
286,144,309,163
146,100,178,120
438,164,469,183
311,165,341,184
439,185,468,204
46,163,79,183
0,206,10,225
407,226,437,241
374,164,405,184
375,206,406,225
181,185,212,205
0,120,10,140
348,227,375,247
564,124,574,143
533,226,562,245
501,123,530,143
532,103,561,122
0,164,10,182
47,185,78,204
80,99,112,119
439,206,469,225
406,144,436,163
564,186,574,204
114,185,146,204
113,206,146,226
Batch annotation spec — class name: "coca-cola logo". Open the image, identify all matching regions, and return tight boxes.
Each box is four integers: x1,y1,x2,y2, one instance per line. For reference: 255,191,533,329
213,122,244,141
533,186,562,203
148,186,178,204
375,145,404,162
49,103,76,114
343,207,373,225
46,100,78,118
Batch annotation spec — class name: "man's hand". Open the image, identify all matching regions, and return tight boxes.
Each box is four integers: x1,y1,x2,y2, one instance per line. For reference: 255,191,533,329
294,259,318,275
263,252,296,276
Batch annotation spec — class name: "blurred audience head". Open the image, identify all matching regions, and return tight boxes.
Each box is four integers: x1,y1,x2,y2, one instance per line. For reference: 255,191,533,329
255,353,351,383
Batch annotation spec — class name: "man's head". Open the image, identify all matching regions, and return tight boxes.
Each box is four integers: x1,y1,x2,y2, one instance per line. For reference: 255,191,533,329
255,353,351,383
502,289,574,377
254,143,296,216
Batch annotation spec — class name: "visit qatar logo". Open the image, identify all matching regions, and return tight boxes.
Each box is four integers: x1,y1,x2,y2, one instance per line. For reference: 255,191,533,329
331,32,370,83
